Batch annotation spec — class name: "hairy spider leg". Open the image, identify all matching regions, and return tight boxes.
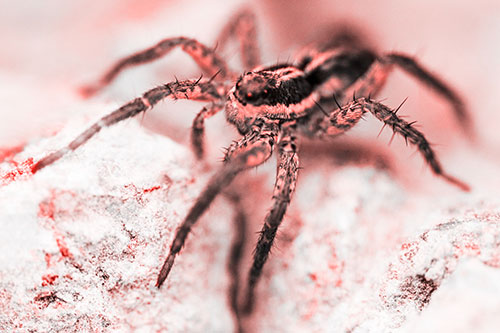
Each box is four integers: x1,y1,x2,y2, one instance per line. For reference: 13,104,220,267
301,53,391,138
215,7,261,70
223,190,248,333
156,121,278,288
32,80,223,173
302,47,473,139
307,96,366,138
344,97,470,191
384,53,474,138
305,50,472,176
242,131,299,314
191,102,225,159
80,37,234,97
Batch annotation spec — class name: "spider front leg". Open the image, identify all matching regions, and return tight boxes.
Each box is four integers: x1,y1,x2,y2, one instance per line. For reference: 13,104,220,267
340,53,473,138
80,37,234,97
32,79,223,172
242,132,299,314
215,7,261,69
345,97,470,191
156,120,278,288
300,98,365,138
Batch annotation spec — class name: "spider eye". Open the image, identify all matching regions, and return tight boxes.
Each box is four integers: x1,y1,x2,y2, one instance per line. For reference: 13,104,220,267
244,91,261,102
246,92,259,101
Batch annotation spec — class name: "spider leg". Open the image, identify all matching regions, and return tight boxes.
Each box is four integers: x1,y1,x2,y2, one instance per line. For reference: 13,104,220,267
300,98,365,138
32,79,224,173
384,53,474,137
80,37,234,97
215,8,261,70
299,102,395,175
242,132,299,314
223,189,248,333
344,97,470,191
191,102,225,159
156,120,278,288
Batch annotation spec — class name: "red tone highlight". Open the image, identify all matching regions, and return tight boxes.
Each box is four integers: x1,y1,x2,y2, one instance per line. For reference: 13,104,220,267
453,232,481,256
0,144,25,163
41,274,59,286
44,253,52,267
56,238,72,258
0,158,34,186
143,185,161,193
37,190,74,259
400,241,419,263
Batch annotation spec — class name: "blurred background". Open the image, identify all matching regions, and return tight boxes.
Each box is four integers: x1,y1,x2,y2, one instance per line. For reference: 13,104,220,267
0,0,499,184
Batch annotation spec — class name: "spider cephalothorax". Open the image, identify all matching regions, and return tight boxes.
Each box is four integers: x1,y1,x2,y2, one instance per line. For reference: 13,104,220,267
29,7,472,330
227,66,316,134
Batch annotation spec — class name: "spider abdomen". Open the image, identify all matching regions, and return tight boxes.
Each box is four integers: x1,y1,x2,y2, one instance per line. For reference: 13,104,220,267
303,48,377,95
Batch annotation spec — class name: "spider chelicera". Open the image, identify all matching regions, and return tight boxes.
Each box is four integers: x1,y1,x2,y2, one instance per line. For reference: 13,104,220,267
30,7,472,325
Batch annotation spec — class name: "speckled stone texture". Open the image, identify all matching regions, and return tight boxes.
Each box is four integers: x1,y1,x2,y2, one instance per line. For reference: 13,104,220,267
1,111,500,332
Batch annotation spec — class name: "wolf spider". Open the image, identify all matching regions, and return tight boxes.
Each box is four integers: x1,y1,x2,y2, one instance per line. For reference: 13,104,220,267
31,7,472,327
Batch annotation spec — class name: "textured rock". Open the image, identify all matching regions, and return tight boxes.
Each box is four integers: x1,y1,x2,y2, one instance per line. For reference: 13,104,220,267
3,114,500,332
0,113,235,332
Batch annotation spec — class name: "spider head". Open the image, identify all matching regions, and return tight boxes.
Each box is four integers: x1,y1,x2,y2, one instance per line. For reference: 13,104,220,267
234,71,277,107
225,71,277,134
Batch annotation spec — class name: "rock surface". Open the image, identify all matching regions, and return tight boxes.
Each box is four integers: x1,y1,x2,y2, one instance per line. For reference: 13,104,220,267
1,110,500,332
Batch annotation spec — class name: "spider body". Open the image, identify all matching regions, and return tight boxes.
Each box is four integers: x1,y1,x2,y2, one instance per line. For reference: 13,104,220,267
29,8,472,329
227,66,315,134
227,46,379,136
